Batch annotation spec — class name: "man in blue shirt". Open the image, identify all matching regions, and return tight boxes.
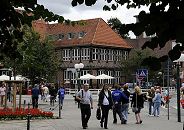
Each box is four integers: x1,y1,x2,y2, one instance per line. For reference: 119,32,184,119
112,84,128,124
32,84,40,108
58,84,65,109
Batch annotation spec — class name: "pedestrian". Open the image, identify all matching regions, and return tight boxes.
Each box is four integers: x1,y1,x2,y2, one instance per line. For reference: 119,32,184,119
112,84,128,124
76,84,93,129
98,84,113,129
147,87,155,115
58,84,65,109
163,88,170,107
32,84,39,109
42,85,49,102
49,85,57,106
152,89,162,117
7,83,12,102
0,82,6,107
131,86,144,124
121,84,130,124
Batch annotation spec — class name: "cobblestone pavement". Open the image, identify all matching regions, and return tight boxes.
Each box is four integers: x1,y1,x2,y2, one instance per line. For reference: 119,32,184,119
0,99,183,130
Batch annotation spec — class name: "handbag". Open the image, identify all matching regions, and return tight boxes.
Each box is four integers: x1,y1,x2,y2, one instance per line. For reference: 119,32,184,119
96,107,101,120
74,90,83,102
132,107,138,112
132,93,138,112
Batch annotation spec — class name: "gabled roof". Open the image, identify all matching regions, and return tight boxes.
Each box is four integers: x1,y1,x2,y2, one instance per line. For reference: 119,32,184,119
35,18,132,49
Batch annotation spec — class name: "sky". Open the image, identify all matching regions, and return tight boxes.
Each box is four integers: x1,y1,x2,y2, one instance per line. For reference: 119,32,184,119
37,0,149,38
38,0,149,24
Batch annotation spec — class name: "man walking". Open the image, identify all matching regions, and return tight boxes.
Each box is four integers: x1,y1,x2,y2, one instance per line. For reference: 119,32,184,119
32,84,39,108
76,84,93,129
58,84,65,109
112,84,128,124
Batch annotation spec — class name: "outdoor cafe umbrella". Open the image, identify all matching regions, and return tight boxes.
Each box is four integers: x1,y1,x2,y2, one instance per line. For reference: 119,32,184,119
11,75,30,81
96,74,115,79
79,73,96,80
0,75,10,81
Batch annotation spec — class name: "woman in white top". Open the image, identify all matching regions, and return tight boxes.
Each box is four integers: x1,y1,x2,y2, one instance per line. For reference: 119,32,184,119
0,82,6,106
98,85,113,129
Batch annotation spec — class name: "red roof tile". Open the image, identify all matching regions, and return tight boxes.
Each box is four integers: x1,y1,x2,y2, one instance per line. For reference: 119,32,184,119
34,18,132,49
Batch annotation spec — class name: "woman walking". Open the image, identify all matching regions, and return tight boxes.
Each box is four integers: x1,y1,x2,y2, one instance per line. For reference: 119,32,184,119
152,89,162,117
131,86,144,124
98,85,113,129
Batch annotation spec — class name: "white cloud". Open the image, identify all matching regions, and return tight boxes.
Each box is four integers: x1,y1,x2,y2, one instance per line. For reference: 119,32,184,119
38,0,149,23
38,0,149,38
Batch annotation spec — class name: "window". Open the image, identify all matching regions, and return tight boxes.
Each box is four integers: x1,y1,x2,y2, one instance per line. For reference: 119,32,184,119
108,50,113,61
72,48,80,60
107,71,113,84
92,48,98,60
58,33,64,40
100,49,107,61
97,70,104,84
81,48,90,60
80,70,90,84
63,49,70,61
115,71,121,84
78,31,86,38
116,50,123,61
124,51,128,60
68,33,75,39
64,70,75,84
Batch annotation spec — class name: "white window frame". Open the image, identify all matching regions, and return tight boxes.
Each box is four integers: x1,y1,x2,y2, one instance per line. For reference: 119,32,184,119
81,48,90,60
72,49,80,61
92,48,98,60
63,49,70,61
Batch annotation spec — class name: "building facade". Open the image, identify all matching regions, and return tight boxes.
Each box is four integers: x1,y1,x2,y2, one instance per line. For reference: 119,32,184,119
33,18,132,88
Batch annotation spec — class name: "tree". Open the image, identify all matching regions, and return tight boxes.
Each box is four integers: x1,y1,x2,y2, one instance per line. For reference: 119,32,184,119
107,18,129,38
71,0,184,63
120,48,159,82
2,26,60,83
0,0,65,60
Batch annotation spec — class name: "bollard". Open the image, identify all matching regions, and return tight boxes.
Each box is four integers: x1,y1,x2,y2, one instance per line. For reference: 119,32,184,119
58,97,61,119
27,103,31,130
23,100,26,111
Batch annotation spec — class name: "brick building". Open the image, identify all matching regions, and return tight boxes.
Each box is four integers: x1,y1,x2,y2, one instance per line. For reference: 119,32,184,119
33,18,132,88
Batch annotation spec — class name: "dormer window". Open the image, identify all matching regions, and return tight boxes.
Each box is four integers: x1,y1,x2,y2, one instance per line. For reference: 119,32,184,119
59,33,64,40
68,33,75,39
78,31,86,38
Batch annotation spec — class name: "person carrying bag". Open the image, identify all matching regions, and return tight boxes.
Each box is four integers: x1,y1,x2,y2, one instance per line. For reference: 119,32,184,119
98,85,113,129
131,86,144,124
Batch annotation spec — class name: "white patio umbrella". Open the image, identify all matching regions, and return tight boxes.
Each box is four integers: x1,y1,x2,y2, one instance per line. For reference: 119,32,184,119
0,75,10,81
11,75,30,81
79,73,96,80
96,74,115,79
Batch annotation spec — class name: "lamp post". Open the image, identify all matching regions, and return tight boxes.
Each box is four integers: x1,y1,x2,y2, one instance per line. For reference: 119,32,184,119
173,54,184,122
74,63,84,91
74,63,84,108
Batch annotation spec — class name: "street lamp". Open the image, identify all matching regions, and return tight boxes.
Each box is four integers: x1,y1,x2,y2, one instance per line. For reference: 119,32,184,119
74,63,84,91
74,63,84,108
173,54,184,122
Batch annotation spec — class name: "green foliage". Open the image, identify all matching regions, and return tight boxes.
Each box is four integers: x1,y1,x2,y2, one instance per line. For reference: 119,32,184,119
1,26,60,83
19,26,60,83
120,49,156,82
0,0,65,59
71,0,184,62
107,18,130,38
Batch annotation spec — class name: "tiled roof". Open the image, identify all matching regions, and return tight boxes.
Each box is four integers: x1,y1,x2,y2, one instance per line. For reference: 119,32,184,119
34,18,132,49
